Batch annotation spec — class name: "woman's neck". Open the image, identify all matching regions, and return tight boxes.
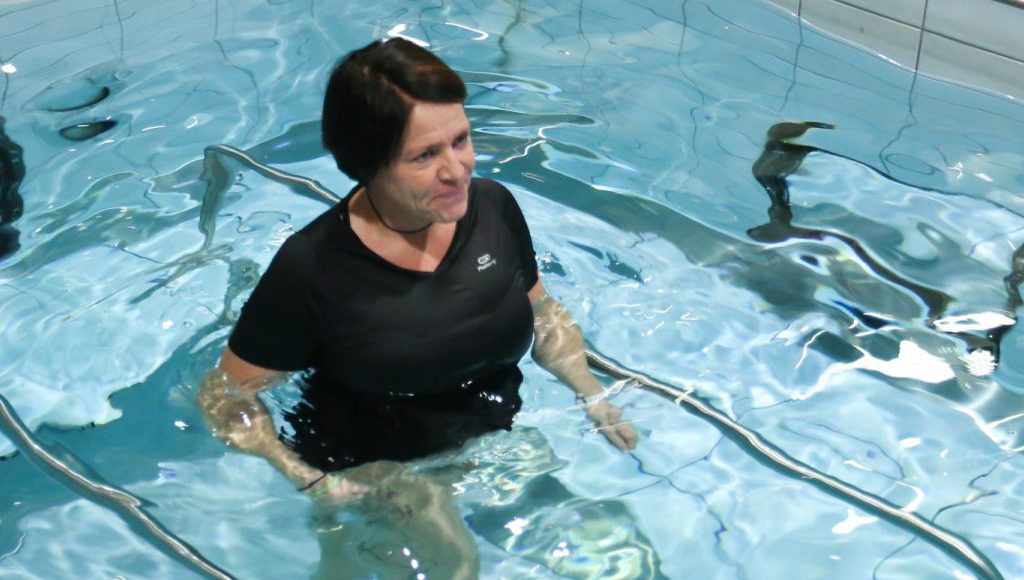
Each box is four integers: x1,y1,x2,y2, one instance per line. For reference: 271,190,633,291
363,185,432,235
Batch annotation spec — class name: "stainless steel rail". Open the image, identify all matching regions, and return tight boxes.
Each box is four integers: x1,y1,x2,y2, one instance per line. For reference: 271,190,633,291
586,350,1003,580
0,394,234,580
207,142,1006,579
3,143,998,579
206,144,340,204
0,145,326,578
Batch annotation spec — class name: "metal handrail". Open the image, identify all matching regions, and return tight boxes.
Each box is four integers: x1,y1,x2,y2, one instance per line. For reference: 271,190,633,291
209,143,1005,579
207,143,1001,578
0,394,233,579
1,144,1000,579
585,350,1002,580
0,147,331,578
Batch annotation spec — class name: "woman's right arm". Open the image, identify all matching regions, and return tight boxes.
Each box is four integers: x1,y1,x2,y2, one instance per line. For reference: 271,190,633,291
198,347,352,495
202,237,366,499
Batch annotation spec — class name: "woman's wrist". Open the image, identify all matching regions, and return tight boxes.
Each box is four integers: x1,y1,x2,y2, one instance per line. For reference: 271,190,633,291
575,390,607,409
275,456,323,488
305,474,344,498
297,472,327,492
570,372,605,400
576,378,635,412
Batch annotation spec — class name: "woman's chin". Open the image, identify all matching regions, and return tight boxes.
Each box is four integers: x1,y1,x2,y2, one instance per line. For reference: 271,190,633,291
431,194,468,223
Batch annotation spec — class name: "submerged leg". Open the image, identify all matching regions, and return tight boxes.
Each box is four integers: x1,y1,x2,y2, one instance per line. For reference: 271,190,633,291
463,427,664,579
311,460,479,580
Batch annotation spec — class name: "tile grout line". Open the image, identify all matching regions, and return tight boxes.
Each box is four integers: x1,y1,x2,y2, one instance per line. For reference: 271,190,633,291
912,0,928,85
802,0,1024,69
923,28,1024,68
827,0,922,27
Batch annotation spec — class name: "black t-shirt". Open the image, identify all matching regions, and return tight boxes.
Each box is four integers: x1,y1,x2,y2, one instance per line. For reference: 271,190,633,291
228,178,539,469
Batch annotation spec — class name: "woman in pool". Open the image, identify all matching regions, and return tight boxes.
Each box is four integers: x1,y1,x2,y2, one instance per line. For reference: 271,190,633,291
198,37,636,575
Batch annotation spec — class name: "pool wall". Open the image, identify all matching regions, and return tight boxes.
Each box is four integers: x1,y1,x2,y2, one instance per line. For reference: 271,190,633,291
767,0,1024,99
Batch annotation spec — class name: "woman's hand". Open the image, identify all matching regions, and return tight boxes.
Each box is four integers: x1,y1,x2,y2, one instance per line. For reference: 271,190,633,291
528,284,640,453
585,400,638,452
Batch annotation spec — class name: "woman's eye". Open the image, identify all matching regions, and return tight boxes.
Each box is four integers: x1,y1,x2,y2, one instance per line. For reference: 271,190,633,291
454,134,469,146
413,150,434,162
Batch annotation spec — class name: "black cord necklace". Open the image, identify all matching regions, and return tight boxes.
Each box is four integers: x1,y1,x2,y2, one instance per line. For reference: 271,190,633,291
364,188,432,235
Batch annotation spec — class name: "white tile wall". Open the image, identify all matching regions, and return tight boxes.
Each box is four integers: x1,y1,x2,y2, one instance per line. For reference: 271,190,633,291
918,31,1024,100
834,0,926,26
762,0,1024,102
926,0,1024,61
800,0,921,69
770,0,801,14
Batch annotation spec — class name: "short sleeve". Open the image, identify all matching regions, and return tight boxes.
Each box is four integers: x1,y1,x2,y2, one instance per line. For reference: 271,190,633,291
497,182,539,289
228,234,319,370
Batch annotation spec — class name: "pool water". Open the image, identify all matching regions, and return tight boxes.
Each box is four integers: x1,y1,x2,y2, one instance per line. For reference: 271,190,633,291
2,0,1024,577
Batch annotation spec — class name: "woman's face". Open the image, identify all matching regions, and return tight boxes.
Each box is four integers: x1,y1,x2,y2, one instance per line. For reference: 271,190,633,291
370,101,475,224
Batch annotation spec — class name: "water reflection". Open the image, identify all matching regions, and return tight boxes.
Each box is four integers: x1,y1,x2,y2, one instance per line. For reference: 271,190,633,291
475,110,1024,450
28,61,119,113
749,122,952,323
750,121,1023,375
58,120,118,141
462,428,663,579
0,115,24,261
748,121,1024,450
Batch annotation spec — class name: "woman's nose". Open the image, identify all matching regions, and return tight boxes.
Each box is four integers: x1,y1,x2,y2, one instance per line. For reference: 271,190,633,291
439,148,467,181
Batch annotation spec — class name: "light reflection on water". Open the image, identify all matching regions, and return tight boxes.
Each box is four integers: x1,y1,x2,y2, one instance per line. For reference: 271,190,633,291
1,0,1024,578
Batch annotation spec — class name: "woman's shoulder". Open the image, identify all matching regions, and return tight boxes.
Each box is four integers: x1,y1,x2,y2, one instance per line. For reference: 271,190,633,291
471,177,510,196
265,206,339,278
280,202,347,259
296,202,344,238
470,178,517,213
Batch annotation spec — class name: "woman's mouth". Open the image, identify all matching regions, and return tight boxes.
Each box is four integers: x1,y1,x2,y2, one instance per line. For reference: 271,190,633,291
434,183,468,201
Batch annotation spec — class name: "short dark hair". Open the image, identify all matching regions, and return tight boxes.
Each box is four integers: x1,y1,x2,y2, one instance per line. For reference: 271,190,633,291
322,38,467,183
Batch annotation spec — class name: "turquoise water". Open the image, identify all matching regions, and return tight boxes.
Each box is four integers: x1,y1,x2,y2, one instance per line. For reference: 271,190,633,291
2,0,1024,577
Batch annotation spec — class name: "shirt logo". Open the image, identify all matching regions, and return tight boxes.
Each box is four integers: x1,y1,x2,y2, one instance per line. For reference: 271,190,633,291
477,253,497,271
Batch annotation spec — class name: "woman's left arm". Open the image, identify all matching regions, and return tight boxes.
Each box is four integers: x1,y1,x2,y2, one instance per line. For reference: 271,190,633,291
528,279,638,452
